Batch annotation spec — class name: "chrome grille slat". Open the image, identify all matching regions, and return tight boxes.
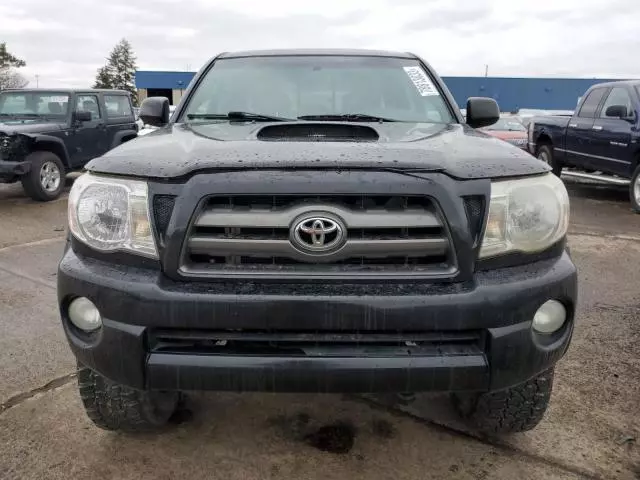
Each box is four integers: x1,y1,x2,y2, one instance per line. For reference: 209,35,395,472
196,204,440,229
181,195,456,278
188,236,448,262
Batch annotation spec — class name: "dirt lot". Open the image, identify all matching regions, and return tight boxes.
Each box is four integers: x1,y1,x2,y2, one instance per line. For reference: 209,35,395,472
0,178,638,480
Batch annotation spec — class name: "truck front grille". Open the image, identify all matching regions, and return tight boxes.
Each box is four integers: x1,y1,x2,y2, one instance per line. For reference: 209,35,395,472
180,195,457,279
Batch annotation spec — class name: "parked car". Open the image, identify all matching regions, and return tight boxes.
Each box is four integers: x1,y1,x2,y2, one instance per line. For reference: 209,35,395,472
0,89,137,200
479,116,528,149
59,49,576,435
528,80,640,211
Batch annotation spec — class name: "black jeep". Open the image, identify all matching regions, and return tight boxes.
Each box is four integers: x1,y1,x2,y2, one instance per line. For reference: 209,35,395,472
58,50,577,434
0,89,137,201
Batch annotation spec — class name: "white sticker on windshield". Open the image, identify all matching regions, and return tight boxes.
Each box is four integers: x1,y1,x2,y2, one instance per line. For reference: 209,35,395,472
403,66,439,96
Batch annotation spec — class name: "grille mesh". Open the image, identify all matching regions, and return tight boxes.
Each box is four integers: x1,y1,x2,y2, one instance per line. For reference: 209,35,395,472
463,196,485,246
152,195,176,244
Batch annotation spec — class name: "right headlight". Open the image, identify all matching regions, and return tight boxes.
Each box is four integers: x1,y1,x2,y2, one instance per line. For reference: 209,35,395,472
479,173,569,259
68,173,158,259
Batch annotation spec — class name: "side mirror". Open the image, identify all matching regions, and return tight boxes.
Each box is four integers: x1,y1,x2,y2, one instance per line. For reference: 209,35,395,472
139,97,170,127
74,111,92,122
466,97,500,129
605,105,628,118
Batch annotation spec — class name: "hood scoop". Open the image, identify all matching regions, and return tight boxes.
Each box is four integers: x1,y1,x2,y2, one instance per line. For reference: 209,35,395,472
257,123,379,142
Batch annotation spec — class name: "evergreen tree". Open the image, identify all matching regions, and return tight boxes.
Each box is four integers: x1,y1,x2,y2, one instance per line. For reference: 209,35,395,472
93,39,138,105
0,43,27,90
0,43,26,68
93,66,113,89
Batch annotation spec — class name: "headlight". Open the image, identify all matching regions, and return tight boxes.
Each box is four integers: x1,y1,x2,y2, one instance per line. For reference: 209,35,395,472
479,173,569,258
68,173,158,258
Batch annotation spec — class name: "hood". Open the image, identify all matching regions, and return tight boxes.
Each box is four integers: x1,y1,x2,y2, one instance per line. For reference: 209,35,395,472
482,130,527,140
0,119,66,135
87,121,549,180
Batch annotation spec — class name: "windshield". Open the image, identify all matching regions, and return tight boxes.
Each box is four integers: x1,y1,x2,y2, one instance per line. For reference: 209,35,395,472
0,92,70,117
484,117,526,131
182,56,455,124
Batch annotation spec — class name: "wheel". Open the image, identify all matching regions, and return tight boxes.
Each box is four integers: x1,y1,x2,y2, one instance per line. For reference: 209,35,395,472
20,151,65,201
630,164,640,213
452,368,554,434
77,363,179,432
536,144,562,177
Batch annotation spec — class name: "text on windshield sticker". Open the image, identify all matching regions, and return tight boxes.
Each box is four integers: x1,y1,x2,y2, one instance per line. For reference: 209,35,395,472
403,66,439,96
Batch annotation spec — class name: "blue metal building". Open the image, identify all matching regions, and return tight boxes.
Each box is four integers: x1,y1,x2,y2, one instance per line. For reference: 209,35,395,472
135,70,629,112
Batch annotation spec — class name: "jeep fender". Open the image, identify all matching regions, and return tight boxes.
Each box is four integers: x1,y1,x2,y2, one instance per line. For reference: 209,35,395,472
111,129,138,149
25,134,72,169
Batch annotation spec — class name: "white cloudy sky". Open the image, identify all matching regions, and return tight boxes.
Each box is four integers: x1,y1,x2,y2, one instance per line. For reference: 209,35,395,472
1,0,638,88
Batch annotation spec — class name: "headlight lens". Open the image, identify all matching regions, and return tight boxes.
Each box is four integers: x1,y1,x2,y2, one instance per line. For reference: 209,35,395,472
68,173,158,258
479,173,569,258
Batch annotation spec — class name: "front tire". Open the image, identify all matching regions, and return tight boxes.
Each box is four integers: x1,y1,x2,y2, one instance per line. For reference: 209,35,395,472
630,164,640,214
452,368,554,434
536,144,562,177
77,363,179,432
21,151,65,201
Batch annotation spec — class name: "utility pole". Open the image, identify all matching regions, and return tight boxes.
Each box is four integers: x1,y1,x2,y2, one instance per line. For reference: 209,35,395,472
35,74,39,88
484,65,488,78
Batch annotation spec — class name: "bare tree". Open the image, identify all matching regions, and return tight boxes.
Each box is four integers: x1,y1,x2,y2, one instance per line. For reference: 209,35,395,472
0,43,27,90
0,67,28,90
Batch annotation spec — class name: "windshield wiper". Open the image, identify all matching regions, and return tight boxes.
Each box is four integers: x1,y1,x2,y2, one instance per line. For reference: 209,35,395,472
186,111,293,122
298,113,399,122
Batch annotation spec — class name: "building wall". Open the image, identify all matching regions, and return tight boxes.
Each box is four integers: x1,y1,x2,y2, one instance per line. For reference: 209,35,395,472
172,89,184,105
443,76,623,111
135,70,633,112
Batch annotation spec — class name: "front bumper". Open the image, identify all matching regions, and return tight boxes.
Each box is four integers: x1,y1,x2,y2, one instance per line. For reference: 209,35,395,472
58,248,577,394
0,160,30,179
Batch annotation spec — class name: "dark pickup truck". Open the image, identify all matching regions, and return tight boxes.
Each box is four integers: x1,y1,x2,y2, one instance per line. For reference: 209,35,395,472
0,89,137,201
528,80,640,211
58,49,577,435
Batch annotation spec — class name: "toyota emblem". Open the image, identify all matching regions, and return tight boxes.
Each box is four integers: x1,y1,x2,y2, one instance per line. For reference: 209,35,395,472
291,214,346,253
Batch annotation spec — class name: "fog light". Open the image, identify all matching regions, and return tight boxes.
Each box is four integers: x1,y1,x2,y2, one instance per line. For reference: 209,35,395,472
68,297,102,332
532,300,566,334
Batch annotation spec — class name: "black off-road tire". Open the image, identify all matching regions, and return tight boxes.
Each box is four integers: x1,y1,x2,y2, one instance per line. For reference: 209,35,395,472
20,151,66,201
452,368,554,434
536,144,562,177
630,164,640,214
77,363,179,432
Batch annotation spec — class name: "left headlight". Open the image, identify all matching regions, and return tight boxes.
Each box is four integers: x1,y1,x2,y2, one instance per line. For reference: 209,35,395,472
479,173,569,259
68,173,158,259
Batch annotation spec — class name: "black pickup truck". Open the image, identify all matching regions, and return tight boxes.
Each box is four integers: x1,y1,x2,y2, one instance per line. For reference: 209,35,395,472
58,49,577,435
528,80,640,211
0,89,137,201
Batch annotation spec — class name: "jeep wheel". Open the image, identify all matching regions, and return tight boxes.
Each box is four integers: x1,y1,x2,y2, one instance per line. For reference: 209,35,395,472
630,164,640,214
21,151,65,201
536,145,562,177
452,368,554,434
77,363,179,432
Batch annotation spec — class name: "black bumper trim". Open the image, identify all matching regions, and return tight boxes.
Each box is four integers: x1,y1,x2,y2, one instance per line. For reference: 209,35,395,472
147,353,489,393
0,160,30,177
